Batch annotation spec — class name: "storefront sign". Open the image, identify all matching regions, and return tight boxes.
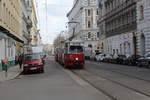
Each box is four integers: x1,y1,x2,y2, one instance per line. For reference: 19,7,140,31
123,38,129,43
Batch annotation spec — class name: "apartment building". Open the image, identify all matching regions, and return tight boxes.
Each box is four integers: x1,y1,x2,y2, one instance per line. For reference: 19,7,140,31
136,0,150,55
98,0,137,56
30,0,38,46
21,0,32,46
67,0,100,56
0,0,23,70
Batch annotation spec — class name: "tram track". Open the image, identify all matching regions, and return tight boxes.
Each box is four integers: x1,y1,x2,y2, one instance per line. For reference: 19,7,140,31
71,68,150,100
88,61,150,83
85,69,150,98
70,70,117,100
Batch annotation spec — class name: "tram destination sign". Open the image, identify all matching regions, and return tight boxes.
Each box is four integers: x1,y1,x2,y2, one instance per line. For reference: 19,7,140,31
69,42,84,46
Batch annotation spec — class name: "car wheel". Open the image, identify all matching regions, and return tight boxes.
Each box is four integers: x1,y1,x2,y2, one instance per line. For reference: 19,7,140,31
64,64,68,69
146,63,150,69
41,69,44,73
23,71,28,75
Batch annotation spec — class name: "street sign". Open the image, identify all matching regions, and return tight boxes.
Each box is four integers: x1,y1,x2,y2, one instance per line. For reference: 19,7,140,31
4,58,8,64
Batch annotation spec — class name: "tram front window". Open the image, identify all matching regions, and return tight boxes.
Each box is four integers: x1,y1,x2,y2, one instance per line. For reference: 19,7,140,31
69,46,83,54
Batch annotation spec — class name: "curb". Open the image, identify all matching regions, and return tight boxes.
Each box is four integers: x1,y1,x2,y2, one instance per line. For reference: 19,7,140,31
7,70,23,81
0,70,23,82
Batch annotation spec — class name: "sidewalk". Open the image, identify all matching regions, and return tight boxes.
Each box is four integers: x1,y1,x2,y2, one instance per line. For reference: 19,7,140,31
0,65,22,82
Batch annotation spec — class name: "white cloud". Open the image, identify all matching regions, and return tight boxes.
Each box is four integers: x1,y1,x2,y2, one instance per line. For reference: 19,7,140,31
36,0,73,44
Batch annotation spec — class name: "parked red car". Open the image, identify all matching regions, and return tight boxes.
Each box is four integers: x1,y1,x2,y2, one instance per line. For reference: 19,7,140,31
23,53,44,74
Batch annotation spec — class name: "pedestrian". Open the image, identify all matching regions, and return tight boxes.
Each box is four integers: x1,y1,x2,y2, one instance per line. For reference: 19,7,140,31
15,55,18,65
1,60,4,71
18,54,23,69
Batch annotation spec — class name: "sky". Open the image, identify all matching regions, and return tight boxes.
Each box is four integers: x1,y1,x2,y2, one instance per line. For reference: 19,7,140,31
36,0,74,44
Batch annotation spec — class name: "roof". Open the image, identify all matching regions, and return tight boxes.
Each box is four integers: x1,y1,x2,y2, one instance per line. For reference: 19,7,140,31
67,0,79,17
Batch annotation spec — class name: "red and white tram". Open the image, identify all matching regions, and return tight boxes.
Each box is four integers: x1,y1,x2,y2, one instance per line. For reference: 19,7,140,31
55,41,85,68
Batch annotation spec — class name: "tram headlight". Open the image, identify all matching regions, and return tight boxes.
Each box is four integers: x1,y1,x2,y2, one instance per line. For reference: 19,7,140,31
76,58,79,60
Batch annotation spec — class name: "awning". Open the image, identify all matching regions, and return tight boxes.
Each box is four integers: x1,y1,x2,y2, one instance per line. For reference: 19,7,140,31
0,32,7,38
0,26,23,43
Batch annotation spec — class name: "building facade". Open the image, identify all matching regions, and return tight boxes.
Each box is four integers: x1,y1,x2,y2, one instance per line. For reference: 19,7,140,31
21,0,32,46
136,0,150,55
67,0,100,56
98,0,137,56
36,30,42,46
30,0,38,46
97,0,106,54
0,0,23,70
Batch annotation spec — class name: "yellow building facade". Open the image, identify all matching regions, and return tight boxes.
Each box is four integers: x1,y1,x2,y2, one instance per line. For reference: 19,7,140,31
0,0,22,40
0,0,23,70
30,0,38,46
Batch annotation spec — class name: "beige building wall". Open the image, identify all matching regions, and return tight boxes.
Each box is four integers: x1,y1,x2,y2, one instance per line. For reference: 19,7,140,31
37,32,42,45
0,0,22,40
30,0,38,46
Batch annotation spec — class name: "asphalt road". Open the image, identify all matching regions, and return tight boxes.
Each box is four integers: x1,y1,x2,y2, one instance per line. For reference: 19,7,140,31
72,61,150,100
0,57,110,100
1,57,150,100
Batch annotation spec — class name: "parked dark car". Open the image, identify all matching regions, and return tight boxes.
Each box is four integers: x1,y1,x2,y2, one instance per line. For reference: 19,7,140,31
126,55,142,66
116,55,126,64
109,54,119,63
137,53,150,68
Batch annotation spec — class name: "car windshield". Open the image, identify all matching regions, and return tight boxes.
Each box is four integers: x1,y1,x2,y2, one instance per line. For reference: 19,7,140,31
40,52,45,58
24,54,41,61
69,46,83,54
132,55,141,58
119,55,126,58
146,53,150,57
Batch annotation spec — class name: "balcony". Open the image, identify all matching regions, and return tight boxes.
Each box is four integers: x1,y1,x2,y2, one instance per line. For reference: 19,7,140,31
27,19,32,29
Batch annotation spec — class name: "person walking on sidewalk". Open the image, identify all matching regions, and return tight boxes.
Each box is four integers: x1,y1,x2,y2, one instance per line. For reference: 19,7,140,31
18,54,23,69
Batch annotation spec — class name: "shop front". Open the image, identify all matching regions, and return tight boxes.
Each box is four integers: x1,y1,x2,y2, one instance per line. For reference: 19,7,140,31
106,32,135,56
0,32,17,71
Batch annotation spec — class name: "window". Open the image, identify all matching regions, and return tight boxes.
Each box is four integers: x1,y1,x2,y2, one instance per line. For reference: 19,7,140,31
88,0,90,5
88,32,91,38
28,16,30,19
88,20,91,28
96,9,99,15
88,9,91,16
97,32,100,38
88,44,92,48
140,5,144,20
69,46,83,54
27,0,30,6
